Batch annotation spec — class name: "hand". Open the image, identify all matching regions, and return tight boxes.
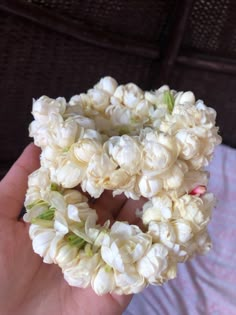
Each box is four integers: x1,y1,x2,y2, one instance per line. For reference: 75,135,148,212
0,144,145,315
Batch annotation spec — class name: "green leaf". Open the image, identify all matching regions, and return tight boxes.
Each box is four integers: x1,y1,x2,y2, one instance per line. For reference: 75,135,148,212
163,91,174,113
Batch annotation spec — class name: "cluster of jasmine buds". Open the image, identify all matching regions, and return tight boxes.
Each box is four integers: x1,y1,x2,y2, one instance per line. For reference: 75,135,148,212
24,77,221,295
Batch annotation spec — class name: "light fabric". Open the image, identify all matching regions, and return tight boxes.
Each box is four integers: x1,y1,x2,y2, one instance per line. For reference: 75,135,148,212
125,144,236,315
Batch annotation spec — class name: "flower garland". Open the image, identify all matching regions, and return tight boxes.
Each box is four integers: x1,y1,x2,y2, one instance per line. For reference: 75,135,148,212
24,77,221,295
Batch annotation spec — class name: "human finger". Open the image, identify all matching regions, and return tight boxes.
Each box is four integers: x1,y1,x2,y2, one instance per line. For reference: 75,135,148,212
115,197,147,229
0,143,41,220
89,190,127,224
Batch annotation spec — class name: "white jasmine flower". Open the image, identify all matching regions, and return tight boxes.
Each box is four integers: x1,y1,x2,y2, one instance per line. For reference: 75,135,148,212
29,224,57,263
85,153,135,193
142,131,176,175
91,264,116,295
138,175,163,198
94,76,118,95
24,167,51,206
123,83,144,108
161,162,186,190
82,129,104,143
144,85,170,106
40,146,59,166
134,99,152,118
81,178,104,198
63,189,88,205
148,221,179,253
105,135,142,175
172,220,193,244
30,114,80,149
104,168,136,191
72,139,102,165
142,195,173,225
29,121,50,147
52,116,79,149
106,102,131,126
72,115,95,130
55,159,85,188
32,96,66,123
88,88,110,111
187,130,221,169
174,91,195,106
137,244,169,284
175,130,200,160
114,265,146,294
54,243,78,268
174,194,214,230
101,222,151,273
63,254,100,288
149,105,169,129
63,102,84,117
195,100,217,125
113,83,144,109
87,153,117,181
69,93,90,107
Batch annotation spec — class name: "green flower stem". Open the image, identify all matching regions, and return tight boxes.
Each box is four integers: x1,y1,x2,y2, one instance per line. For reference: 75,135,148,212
30,208,55,227
27,200,48,209
84,243,93,256
31,218,54,228
65,232,86,249
37,208,55,220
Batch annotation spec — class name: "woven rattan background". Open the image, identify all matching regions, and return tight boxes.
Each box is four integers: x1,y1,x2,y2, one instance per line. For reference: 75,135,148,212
27,0,173,42
0,0,236,179
182,0,236,58
169,0,236,148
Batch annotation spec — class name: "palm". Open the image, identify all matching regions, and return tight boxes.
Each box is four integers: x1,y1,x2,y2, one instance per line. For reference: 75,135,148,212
0,144,145,315
0,221,131,315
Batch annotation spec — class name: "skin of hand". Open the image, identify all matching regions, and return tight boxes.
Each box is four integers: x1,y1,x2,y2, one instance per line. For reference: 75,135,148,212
0,144,146,315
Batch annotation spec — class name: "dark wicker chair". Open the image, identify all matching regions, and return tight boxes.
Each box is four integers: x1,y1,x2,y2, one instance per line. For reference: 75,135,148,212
0,0,235,179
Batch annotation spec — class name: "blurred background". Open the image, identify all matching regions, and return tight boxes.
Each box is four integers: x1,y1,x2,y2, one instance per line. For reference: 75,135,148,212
1,0,236,179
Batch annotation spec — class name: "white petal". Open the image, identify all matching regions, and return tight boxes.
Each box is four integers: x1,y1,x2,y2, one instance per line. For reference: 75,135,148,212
92,265,115,295
56,161,84,188
63,254,99,288
101,244,124,272
54,212,69,235
67,204,81,222
55,244,78,268
31,228,55,261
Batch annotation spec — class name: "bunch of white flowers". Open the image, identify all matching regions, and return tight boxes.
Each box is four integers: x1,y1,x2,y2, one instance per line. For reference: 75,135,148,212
24,76,221,295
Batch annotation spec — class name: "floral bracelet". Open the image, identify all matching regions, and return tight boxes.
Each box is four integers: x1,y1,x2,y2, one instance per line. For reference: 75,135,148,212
24,77,221,295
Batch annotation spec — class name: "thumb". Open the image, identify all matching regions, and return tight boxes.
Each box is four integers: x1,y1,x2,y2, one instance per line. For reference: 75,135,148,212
0,143,41,220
